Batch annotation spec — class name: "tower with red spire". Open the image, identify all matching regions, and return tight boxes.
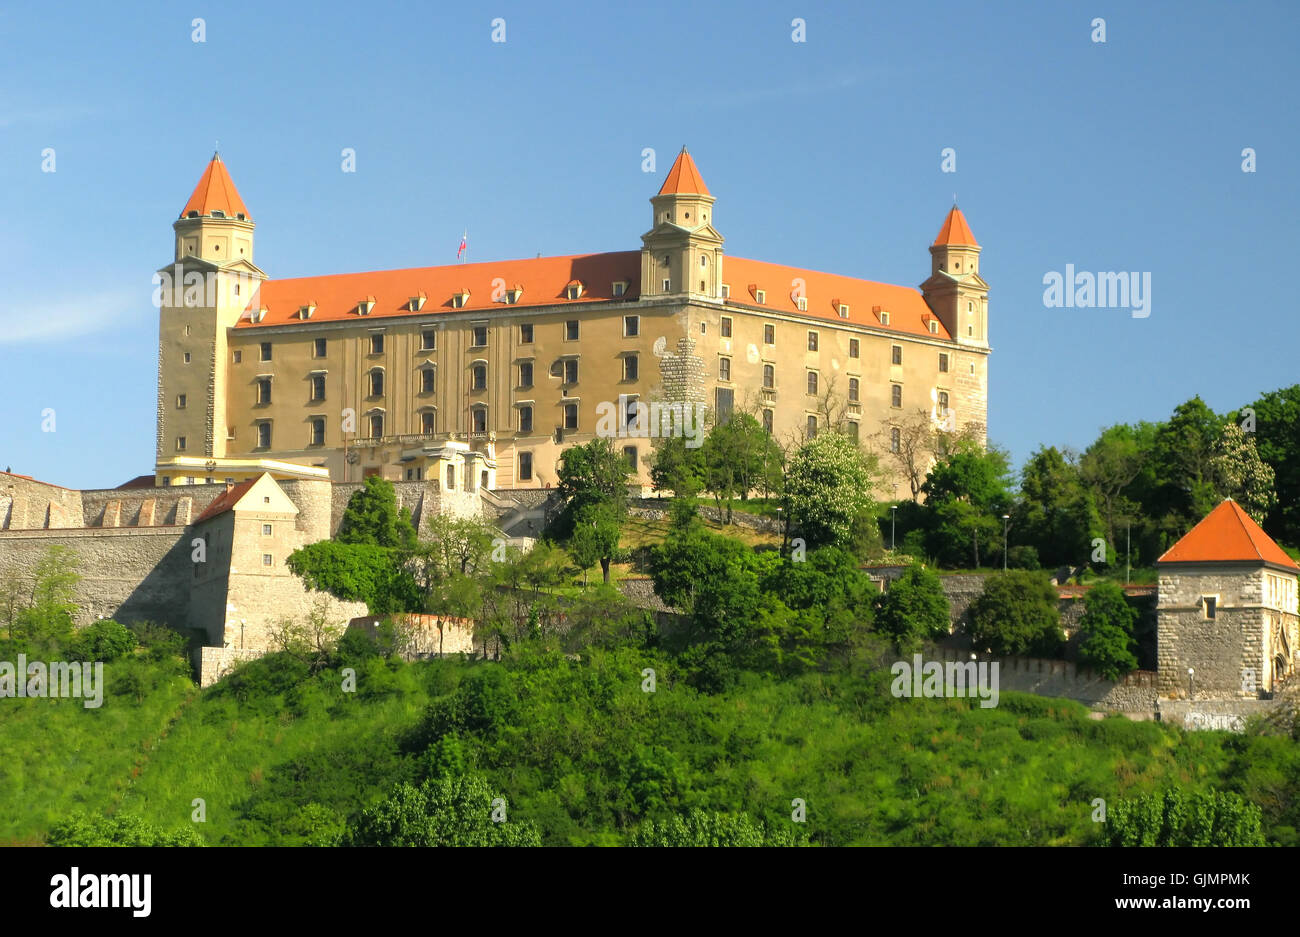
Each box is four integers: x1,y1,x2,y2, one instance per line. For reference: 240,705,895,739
640,146,725,302
156,154,267,481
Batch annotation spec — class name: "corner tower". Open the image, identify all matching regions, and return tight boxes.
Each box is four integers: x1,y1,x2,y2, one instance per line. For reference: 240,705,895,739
640,146,725,301
921,205,987,348
156,154,266,484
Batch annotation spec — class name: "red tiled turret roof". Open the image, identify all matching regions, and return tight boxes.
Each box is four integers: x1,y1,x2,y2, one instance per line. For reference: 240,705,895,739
658,146,711,196
933,205,977,247
1158,499,1299,570
180,153,250,221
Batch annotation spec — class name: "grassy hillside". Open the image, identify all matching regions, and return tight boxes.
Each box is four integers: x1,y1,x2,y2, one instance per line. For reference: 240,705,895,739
3,642,1290,846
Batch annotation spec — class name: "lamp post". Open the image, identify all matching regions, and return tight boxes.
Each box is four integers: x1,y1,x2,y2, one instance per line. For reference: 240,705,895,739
1188,667,1195,700
1126,522,1131,585
890,504,898,552
1002,515,1010,572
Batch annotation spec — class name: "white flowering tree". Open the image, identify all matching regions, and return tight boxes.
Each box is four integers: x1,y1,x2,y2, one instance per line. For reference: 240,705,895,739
785,432,878,549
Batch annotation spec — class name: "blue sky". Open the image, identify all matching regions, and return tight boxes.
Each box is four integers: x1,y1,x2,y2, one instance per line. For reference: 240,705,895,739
1,0,1296,489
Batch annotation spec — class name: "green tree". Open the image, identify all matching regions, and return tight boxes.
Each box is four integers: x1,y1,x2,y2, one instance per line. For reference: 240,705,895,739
1104,789,1264,847
1208,421,1277,525
873,565,950,652
697,413,784,523
1013,446,1101,569
1079,423,1152,567
68,619,137,661
1238,385,1300,545
347,774,541,846
286,540,419,614
1152,396,1222,538
568,501,622,585
649,434,703,498
920,443,1013,568
1076,581,1139,679
785,432,878,550
47,813,204,846
629,809,806,846
337,476,415,547
551,438,630,540
13,545,81,651
967,570,1063,657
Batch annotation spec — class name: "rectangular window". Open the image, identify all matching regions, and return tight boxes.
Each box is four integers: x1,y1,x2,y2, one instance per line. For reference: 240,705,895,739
176,436,187,451
421,411,436,434
262,554,273,567
447,465,456,490
719,357,731,381
763,323,774,345
233,350,242,364
623,355,638,382
849,338,860,359
310,418,325,446
564,359,578,384
891,427,901,453
763,364,774,388
807,331,818,352
624,315,639,337
472,365,487,391
258,422,271,448
314,338,327,358
519,451,533,481
891,345,902,366
519,405,533,433
613,282,626,297
421,331,436,351
939,352,950,373
1204,596,1217,620
472,408,487,434
183,352,191,364
564,403,578,430
371,371,384,397
806,415,817,438
938,391,950,413
762,409,773,433
369,413,384,438
662,278,671,292
807,371,818,395
715,388,734,424
891,384,902,408
257,378,272,404
520,323,534,344
260,341,271,362
262,523,272,536
421,368,435,393
721,316,732,337
755,289,766,304
565,320,579,341
370,334,384,355
847,421,859,443
519,361,533,388
722,284,730,299
623,446,638,470
848,378,859,402
177,394,187,409
310,374,325,401
472,325,488,347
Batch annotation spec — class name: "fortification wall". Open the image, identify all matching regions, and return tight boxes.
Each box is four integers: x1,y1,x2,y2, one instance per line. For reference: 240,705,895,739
1156,698,1291,732
0,474,83,529
0,526,193,627
348,613,475,659
79,485,224,528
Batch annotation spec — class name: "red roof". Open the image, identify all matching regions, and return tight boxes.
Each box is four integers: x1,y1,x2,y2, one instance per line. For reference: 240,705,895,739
1158,500,1299,570
933,206,977,247
658,147,711,196
723,256,951,339
180,153,250,221
115,475,157,490
237,252,641,328
194,479,257,524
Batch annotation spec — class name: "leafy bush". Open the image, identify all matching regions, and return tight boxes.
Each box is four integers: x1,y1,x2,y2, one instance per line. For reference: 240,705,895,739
968,570,1063,657
1104,788,1264,846
629,809,806,846
873,565,950,651
1077,581,1139,679
47,812,204,846
346,774,541,846
68,619,136,662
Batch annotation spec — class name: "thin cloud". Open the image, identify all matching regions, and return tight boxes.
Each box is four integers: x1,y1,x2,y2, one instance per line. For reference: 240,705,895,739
0,290,144,344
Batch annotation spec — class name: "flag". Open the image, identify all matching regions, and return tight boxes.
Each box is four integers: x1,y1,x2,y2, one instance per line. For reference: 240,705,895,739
457,230,467,260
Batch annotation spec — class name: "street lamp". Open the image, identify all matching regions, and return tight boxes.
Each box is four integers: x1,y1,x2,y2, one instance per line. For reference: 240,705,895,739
1188,667,1195,700
890,504,898,552
1002,515,1011,572
1126,522,1131,585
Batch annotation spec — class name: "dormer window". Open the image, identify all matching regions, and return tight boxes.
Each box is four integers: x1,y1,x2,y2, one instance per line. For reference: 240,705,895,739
298,303,316,320
755,289,766,305
236,213,246,220
795,296,807,311
721,284,730,299
210,210,225,218
838,303,850,319
928,320,939,334
505,286,523,304
252,307,268,323
874,306,889,326
566,280,584,300
452,289,470,309
409,294,426,312
612,281,628,297
186,211,199,219
358,298,375,316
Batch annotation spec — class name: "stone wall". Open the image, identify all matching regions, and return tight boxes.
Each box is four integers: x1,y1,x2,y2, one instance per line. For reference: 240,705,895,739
347,613,475,659
0,473,82,530
1156,698,1292,733
79,485,225,529
926,645,1158,713
1158,566,1266,698
195,646,264,688
0,526,194,627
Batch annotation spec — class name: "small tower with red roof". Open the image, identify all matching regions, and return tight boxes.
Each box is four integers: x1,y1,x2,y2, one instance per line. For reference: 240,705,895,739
1156,499,1300,699
640,146,725,302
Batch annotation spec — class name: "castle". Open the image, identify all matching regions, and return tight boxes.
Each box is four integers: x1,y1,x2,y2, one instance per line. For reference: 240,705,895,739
153,147,989,497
